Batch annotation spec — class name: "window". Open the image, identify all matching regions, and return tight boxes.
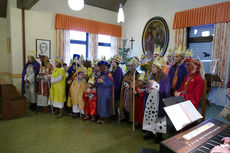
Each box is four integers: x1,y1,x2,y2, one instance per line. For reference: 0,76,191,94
187,24,214,73
70,30,88,59
69,31,113,61
97,34,112,60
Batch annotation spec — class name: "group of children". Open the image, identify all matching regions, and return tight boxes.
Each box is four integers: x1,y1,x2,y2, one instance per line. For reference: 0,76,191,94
22,45,205,142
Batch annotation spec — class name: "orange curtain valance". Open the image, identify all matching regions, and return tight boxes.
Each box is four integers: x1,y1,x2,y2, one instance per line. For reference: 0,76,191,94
173,1,230,29
55,14,122,37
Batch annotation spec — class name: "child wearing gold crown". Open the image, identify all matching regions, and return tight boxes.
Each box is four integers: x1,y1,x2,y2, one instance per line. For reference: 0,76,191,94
67,69,87,118
82,77,97,122
143,55,170,143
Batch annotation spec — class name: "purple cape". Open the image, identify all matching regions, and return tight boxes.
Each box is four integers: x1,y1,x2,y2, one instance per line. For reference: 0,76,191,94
112,66,123,100
158,75,170,117
96,72,113,118
168,62,187,91
21,61,40,94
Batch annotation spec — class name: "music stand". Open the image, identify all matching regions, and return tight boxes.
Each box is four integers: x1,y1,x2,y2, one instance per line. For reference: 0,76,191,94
162,96,186,107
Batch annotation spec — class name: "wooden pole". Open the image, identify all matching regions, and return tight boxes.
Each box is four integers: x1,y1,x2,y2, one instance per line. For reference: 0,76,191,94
22,9,26,66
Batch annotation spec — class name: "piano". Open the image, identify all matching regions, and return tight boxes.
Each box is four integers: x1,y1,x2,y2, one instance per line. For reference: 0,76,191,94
160,118,230,153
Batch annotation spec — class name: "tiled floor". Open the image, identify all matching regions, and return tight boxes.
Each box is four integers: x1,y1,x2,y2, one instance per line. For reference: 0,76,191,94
0,103,229,153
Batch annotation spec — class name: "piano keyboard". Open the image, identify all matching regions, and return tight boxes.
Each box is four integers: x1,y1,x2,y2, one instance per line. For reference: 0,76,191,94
189,127,230,153
160,118,230,153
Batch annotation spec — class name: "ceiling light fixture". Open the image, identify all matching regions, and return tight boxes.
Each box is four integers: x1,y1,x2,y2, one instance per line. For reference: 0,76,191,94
68,0,84,11
117,2,124,23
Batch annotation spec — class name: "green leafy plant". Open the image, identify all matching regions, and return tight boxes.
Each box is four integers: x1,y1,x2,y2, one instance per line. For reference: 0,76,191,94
118,39,131,65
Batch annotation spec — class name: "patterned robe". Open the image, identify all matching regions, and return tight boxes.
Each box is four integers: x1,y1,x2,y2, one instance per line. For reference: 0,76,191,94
143,75,170,134
21,61,40,94
37,64,53,106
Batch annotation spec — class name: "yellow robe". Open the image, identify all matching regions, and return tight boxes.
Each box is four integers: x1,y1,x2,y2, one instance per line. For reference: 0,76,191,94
49,67,66,103
67,79,87,110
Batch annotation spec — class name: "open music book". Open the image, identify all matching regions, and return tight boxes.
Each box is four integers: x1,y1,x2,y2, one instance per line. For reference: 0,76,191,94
164,100,203,131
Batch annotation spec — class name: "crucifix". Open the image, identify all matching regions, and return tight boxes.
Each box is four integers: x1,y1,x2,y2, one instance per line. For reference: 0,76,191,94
130,37,135,50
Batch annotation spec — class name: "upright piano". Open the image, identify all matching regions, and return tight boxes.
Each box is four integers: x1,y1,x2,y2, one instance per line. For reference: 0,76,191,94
160,118,230,153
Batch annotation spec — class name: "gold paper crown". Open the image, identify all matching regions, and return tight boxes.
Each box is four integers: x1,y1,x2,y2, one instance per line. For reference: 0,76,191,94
153,55,167,70
88,76,95,84
92,59,99,67
167,48,174,56
101,56,106,60
129,57,139,66
138,73,147,82
141,54,146,59
79,55,84,62
76,67,86,75
74,55,84,65
113,55,121,63
185,49,193,57
154,46,163,55
174,45,186,56
28,50,36,57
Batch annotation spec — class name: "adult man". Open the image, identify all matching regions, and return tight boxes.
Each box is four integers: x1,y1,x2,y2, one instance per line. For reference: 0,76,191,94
168,46,187,95
96,60,113,124
120,57,139,122
21,50,40,111
175,58,204,110
37,55,53,112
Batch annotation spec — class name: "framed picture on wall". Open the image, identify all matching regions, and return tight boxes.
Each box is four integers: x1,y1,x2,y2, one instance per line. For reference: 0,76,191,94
142,16,169,56
36,39,51,59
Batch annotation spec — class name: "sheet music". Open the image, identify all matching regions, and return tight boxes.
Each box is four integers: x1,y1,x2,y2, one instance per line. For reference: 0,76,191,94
181,100,203,122
164,103,190,131
164,100,203,131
